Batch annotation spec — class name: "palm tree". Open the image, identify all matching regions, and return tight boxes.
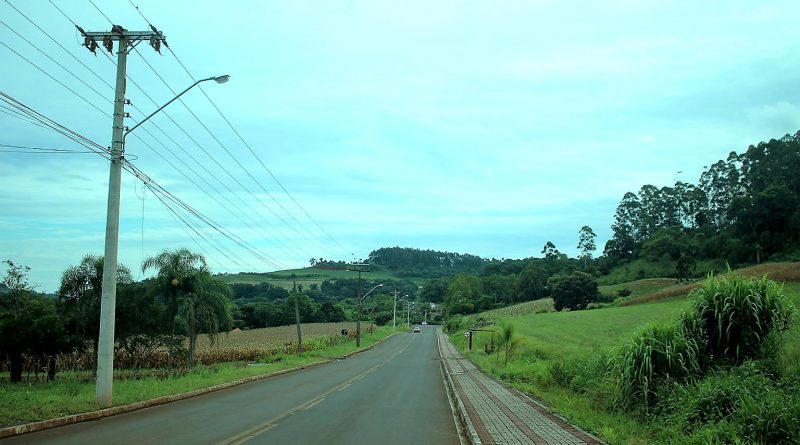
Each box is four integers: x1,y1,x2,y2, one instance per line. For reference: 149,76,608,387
142,248,207,370
184,272,233,366
58,254,132,376
496,321,522,366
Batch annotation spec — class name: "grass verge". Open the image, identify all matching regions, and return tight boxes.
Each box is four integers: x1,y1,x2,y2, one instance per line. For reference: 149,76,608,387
0,326,393,428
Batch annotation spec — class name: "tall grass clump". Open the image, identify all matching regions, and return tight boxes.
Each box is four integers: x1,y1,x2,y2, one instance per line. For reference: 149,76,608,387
618,272,794,412
618,321,702,410
690,273,794,367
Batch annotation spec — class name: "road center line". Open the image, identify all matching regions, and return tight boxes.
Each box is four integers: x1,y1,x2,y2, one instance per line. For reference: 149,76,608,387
215,337,414,445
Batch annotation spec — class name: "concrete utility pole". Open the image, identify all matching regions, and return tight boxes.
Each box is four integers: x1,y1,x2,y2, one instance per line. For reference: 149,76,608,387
348,263,368,347
390,290,401,332
80,25,166,407
293,281,303,354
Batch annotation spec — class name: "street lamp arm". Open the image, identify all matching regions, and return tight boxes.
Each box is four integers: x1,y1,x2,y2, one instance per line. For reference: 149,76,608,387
359,283,383,303
124,75,228,139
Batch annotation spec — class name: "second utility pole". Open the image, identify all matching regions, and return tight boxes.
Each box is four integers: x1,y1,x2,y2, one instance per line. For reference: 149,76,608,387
390,290,400,332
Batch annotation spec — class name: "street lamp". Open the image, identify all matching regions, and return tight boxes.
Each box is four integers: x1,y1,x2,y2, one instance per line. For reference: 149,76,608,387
357,283,383,346
406,301,415,328
124,75,230,138
95,74,229,406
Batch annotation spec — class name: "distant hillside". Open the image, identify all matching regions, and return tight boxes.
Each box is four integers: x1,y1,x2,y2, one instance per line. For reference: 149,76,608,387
216,267,420,290
216,246,489,292
368,246,487,278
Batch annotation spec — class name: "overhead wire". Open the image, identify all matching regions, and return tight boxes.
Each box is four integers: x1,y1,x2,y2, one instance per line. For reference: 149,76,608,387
132,45,328,259
0,37,109,117
123,0,352,259
0,30,284,270
0,17,111,106
0,17,246,271
100,48,306,264
4,0,342,272
124,160,285,270
168,46,353,257
31,0,299,266
27,0,297,270
0,143,100,154
0,91,112,160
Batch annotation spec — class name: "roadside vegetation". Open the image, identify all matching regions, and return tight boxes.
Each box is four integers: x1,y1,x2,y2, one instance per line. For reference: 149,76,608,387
447,270,800,444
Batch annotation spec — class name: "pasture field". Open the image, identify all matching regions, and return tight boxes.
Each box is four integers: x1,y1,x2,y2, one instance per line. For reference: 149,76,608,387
0,325,393,428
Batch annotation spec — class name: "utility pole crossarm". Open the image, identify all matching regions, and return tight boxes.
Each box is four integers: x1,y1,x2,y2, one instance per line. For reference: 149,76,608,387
82,30,165,40
78,25,167,56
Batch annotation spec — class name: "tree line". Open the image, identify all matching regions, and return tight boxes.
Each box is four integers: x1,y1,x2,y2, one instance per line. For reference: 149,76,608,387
1,249,315,382
604,132,800,273
424,233,602,317
367,246,487,278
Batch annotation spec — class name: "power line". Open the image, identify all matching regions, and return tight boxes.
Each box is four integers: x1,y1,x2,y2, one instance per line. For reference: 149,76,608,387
0,91,112,160
0,37,109,116
169,46,353,257
1,91,286,271
130,46,323,259
38,1,303,268
0,17,111,105
120,0,351,258
7,0,116,93
124,161,288,269
87,0,114,26
0,143,99,154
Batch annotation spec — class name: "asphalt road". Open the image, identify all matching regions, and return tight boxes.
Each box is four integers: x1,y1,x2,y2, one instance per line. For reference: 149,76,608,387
3,325,461,445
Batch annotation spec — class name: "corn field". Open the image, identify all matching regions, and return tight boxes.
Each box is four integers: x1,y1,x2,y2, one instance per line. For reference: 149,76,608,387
2,322,376,379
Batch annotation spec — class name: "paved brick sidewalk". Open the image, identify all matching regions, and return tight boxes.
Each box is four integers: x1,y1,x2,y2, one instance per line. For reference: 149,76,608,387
438,329,605,445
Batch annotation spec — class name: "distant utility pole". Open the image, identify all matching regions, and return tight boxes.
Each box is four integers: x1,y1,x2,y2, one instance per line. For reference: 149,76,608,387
390,290,401,332
293,280,303,354
347,263,369,347
80,25,167,407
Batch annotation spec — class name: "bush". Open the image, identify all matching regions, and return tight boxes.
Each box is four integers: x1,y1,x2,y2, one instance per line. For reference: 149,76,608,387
445,315,464,333
655,363,800,444
551,271,599,311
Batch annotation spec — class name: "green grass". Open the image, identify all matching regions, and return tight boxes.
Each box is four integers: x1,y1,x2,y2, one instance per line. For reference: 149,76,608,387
0,326,393,428
456,298,690,368
779,282,800,375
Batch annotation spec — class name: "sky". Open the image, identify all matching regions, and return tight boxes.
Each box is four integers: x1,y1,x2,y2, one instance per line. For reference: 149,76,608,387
2,1,800,292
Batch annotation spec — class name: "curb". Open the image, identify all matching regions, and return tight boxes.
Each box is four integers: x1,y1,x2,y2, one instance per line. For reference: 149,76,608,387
0,332,398,440
437,329,481,445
